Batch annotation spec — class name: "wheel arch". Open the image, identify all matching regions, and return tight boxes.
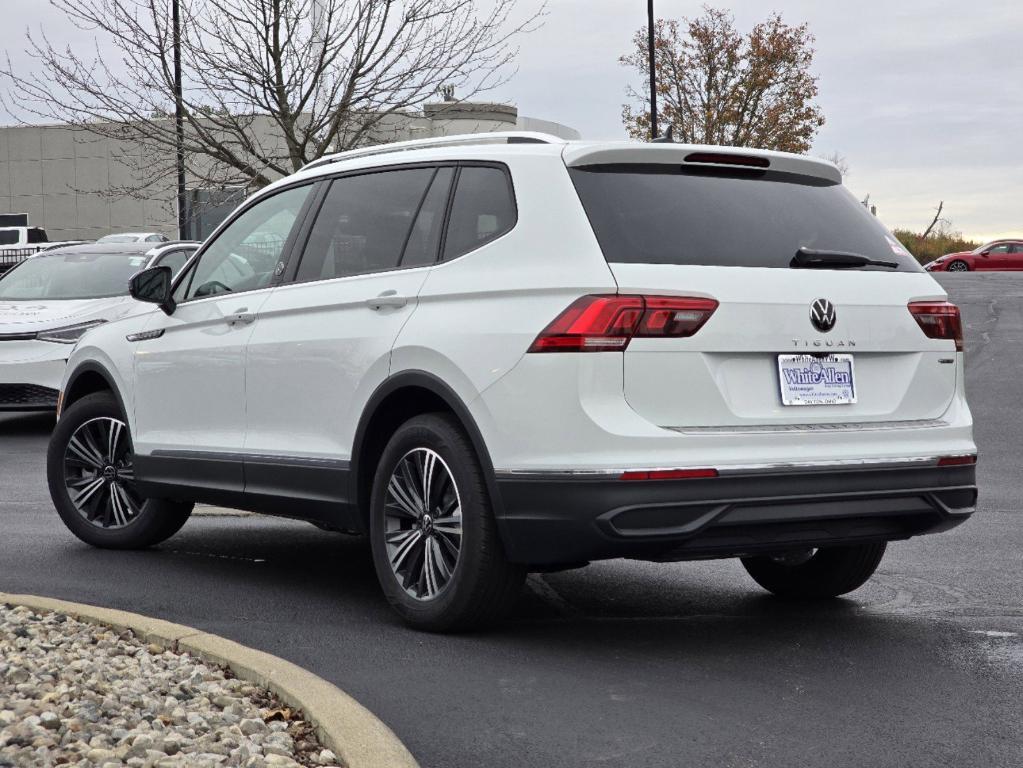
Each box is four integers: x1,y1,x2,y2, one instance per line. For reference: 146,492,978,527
62,362,129,422
350,371,501,530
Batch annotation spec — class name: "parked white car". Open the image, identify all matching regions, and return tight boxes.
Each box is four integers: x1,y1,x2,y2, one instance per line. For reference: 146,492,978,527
0,241,198,410
0,226,82,274
97,232,170,244
47,132,976,631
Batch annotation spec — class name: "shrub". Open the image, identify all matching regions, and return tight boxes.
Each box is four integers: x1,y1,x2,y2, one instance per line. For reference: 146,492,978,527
891,228,980,265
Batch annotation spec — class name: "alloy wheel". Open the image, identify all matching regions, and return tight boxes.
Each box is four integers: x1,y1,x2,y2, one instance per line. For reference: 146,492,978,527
62,416,143,529
383,447,463,600
948,261,968,272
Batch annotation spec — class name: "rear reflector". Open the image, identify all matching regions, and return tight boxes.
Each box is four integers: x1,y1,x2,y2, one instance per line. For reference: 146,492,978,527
620,468,719,481
908,301,964,352
529,295,718,353
937,455,976,467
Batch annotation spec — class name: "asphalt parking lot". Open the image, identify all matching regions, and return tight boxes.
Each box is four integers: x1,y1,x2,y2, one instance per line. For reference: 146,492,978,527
2,273,1021,768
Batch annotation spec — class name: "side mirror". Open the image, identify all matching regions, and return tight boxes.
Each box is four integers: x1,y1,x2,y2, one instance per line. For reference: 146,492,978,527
980,250,990,257
129,266,176,315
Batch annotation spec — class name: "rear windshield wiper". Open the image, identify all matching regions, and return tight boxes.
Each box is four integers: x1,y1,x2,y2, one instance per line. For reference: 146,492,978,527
791,247,899,270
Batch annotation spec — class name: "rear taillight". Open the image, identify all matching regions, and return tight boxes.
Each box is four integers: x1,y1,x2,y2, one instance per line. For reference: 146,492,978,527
528,295,718,353
908,301,963,352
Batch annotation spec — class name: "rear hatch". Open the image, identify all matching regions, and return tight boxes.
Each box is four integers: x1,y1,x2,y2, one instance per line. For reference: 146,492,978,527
566,147,959,429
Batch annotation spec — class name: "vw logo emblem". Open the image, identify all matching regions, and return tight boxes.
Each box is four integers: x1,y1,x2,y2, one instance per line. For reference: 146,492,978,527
810,298,837,332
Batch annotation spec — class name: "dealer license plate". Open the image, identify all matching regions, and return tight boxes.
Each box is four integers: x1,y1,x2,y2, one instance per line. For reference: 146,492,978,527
778,354,856,406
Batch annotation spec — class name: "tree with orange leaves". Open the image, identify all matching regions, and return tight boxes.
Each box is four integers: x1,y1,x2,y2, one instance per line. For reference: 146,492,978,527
621,7,825,153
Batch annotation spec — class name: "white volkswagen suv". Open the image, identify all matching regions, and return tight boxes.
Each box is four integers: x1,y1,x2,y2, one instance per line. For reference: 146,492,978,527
47,133,977,631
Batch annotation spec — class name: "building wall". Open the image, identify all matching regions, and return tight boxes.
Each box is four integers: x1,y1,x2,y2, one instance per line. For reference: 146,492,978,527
0,105,579,242
0,125,176,241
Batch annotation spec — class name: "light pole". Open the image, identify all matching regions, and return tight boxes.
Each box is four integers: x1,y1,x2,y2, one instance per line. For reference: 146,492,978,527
173,0,186,240
647,0,658,140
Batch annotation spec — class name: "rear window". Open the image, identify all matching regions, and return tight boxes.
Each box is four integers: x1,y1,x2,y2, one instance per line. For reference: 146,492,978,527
570,166,921,272
442,166,516,260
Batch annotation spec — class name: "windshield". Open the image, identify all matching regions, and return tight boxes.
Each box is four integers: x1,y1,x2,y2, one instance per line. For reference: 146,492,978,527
0,251,150,300
97,234,140,243
570,165,922,272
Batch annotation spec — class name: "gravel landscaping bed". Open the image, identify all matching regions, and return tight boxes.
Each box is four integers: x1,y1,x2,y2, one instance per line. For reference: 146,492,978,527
0,604,343,768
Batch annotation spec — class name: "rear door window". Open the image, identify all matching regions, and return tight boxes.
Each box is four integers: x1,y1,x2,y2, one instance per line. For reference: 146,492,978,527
442,166,516,260
570,166,921,272
401,167,454,268
296,168,436,281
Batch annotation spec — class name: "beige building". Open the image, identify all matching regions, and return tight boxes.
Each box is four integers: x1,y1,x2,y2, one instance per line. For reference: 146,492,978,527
0,101,578,242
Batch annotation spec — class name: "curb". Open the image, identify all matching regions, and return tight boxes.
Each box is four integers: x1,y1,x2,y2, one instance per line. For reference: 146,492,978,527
0,592,418,768
193,505,254,517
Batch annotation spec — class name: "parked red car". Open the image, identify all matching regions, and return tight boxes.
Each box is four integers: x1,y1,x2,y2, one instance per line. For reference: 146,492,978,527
925,240,1023,272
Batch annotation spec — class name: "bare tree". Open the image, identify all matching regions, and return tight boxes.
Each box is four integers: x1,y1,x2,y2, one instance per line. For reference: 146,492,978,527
819,150,849,178
620,7,825,153
2,0,544,197
919,201,946,242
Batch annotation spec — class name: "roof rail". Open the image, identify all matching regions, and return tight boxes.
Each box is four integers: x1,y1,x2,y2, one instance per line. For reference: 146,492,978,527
300,131,566,172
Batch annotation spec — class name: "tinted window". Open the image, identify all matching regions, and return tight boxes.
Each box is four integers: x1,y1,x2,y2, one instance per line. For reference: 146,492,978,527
155,248,194,277
26,228,48,244
443,166,516,260
401,167,454,268
0,231,17,245
184,184,312,299
570,166,921,272
0,251,152,300
297,168,434,282
987,244,1010,254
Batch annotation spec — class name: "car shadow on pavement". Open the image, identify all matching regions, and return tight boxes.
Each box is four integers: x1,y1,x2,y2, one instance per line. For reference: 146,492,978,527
0,411,55,435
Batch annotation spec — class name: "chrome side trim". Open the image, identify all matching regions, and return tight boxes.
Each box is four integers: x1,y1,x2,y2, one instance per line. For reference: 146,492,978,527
495,455,975,481
664,419,949,435
126,329,165,342
149,449,349,469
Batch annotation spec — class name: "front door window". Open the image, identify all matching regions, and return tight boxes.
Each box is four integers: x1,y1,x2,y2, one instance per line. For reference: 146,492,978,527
181,184,313,299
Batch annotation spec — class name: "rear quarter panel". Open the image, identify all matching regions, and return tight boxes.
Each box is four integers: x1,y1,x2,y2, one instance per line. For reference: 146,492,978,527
391,153,618,412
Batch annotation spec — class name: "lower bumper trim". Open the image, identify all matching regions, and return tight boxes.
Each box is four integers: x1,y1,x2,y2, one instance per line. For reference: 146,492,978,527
0,383,60,410
495,463,977,565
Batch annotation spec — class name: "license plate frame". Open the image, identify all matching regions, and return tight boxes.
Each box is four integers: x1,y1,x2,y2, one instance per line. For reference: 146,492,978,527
777,354,857,406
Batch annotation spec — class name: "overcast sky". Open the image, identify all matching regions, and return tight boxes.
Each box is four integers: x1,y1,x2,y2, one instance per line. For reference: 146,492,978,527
2,0,1020,240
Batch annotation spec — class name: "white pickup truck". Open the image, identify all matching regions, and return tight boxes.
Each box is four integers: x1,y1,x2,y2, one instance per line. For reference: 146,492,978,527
0,226,82,274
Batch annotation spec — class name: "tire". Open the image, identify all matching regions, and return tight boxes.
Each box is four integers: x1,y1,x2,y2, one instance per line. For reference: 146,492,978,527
369,413,525,632
947,260,969,272
741,542,887,599
47,391,193,549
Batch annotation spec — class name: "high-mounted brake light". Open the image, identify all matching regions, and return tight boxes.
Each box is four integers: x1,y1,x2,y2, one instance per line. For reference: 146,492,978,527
528,295,718,353
908,301,963,352
620,468,718,481
684,152,770,168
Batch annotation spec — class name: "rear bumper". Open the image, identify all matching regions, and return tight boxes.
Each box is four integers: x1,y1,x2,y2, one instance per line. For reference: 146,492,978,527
494,462,977,565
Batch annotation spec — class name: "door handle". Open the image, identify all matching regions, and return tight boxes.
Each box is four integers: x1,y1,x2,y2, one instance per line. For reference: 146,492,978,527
365,290,408,310
227,308,256,325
